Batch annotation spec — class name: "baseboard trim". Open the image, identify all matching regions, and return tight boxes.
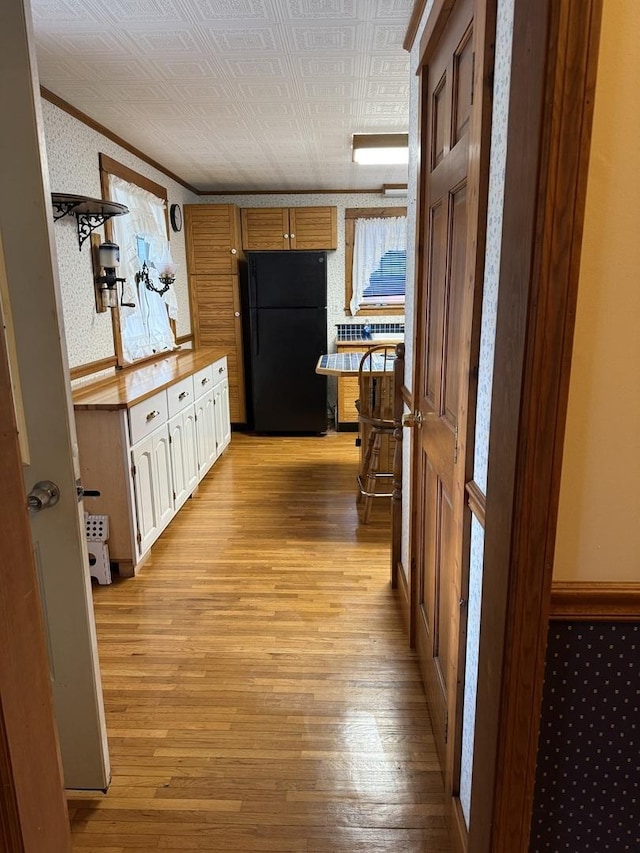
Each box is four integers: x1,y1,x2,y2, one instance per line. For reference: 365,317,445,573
550,582,640,621
397,560,411,640
451,796,468,853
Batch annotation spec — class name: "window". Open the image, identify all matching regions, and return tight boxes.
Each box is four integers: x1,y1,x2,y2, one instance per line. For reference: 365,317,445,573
100,154,178,365
345,207,407,316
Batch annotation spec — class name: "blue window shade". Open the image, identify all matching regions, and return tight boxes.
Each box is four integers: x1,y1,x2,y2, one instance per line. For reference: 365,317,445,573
361,249,406,303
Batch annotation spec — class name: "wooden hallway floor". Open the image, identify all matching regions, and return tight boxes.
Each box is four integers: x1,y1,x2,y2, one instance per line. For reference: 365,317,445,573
69,432,451,852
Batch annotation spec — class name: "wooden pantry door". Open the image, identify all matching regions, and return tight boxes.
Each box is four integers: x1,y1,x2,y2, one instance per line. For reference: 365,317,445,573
410,0,491,789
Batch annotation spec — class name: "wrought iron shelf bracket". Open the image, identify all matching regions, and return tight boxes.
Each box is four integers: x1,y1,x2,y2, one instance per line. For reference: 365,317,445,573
51,193,129,250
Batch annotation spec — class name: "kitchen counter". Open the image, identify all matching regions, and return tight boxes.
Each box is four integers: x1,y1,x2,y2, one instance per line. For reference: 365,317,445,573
72,347,229,410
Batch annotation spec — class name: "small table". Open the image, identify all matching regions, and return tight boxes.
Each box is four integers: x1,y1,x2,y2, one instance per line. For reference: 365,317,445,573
315,351,396,491
315,351,395,377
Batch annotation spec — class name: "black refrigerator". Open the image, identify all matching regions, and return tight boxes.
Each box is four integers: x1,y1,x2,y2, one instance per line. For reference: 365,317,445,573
244,251,328,433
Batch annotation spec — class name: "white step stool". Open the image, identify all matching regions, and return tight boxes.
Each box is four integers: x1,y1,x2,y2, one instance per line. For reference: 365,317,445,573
85,513,112,585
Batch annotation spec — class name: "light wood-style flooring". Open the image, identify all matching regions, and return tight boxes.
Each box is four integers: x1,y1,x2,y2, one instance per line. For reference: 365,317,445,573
69,432,450,852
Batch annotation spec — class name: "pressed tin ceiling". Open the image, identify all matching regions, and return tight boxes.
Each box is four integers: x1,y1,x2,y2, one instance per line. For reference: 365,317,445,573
30,0,413,192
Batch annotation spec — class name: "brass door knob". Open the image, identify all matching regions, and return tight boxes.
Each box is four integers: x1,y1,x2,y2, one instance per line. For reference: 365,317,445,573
402,410,423,428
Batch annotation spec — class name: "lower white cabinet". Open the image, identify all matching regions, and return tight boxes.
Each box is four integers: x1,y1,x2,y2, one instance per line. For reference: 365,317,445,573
214,377,231,454
169,407,199,511
74,355,231,577
131,425,175,555
195,389,217,478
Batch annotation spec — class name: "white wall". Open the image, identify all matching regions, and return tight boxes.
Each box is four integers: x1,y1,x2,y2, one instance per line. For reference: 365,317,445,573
553,0,640,584
42,99,198,373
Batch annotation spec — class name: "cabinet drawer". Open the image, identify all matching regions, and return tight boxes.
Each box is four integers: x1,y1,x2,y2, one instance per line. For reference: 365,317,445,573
211,356,227,383
129,390,168,445
167,375,194,417
193,364,214,397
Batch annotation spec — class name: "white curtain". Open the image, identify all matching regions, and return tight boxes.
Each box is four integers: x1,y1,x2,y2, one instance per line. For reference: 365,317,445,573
350,215,407,316
108,174,178,363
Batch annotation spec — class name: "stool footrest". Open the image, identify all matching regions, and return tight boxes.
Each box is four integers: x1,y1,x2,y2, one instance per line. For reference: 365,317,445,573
357,474,394,499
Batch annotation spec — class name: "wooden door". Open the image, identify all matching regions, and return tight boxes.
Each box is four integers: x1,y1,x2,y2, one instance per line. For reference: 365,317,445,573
185,204,242,275
240,207,290,250
0,255,72,851
191,274,246,422
411,0,487,780
289,207,338,250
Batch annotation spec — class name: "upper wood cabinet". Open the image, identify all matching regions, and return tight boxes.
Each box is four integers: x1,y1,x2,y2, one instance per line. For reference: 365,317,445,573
185,204,243,275
241,206,337,251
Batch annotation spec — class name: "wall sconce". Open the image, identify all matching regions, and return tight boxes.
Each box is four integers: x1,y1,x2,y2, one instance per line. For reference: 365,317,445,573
352,133,409,165
136,245,177,297
92,240,134,312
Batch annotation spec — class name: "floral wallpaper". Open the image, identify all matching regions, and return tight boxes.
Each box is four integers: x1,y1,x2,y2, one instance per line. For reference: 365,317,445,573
43,97,407,387
198,190,407,349
460,516,485,825
42,99,198,371
473,0,515,493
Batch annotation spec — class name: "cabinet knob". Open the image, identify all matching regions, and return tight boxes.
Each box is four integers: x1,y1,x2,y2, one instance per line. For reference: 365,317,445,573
230,248,237,255
234,311,240,317
146,410,160,422
283,233,289,239
178,391,190,400
290,233,295,238
218,366,224,374
201,377,210,386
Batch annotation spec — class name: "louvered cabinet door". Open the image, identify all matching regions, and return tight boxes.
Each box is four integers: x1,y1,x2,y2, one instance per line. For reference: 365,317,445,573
185,203,247,425
184,204,242,275
240,208,290,250
289,206,337,250
191,274,246,423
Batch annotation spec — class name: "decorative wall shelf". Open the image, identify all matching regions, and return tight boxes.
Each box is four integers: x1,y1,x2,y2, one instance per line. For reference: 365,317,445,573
51,193,129,250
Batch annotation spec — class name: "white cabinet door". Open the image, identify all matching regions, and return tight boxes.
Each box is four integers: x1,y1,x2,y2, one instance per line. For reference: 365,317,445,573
214,377,231,455
182,405,199,494
132,425,174,555
153,428,175,530
168,412,188,510
169,407,198,510
195,389,216,478
131,433,160,555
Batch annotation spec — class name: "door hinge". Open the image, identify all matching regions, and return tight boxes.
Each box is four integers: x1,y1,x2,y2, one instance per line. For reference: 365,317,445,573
173,491,176,501
169,435,172,444
453,424,459,464
131,464,137,478
136,530,142,545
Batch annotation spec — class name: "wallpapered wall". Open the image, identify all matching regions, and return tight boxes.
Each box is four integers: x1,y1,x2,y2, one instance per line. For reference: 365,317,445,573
42,97,406,377
41,99,198,371
198,190,406,346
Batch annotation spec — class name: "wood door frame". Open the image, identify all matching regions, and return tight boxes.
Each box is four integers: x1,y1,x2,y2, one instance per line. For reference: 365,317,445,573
466,0,603,850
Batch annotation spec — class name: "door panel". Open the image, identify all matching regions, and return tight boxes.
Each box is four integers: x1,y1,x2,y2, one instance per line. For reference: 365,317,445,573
444,182,469,425
411,0,484,783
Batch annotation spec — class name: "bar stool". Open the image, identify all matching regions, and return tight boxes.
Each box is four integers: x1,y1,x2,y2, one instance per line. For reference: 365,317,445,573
355,345,396,523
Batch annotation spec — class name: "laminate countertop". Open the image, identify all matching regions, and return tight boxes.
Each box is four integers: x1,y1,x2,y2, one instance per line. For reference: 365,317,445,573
72,347,229,411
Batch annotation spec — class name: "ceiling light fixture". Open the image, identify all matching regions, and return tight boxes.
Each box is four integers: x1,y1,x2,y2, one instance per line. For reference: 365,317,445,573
352,133,409,165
